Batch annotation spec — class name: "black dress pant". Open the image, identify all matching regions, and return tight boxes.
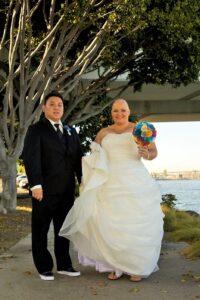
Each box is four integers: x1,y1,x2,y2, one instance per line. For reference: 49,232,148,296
31,193,74,274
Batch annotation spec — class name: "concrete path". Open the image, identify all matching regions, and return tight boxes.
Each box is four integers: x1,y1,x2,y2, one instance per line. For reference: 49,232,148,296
0,230,200,300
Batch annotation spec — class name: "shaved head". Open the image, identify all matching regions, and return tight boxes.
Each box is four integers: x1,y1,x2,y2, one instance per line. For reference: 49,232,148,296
111,98,130,125
112,98,130,112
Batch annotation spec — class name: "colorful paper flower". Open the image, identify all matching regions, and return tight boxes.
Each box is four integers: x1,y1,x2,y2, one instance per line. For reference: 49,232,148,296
133,121,156,146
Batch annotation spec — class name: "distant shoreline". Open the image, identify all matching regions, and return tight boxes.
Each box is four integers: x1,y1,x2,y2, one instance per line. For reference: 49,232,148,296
151,170,200,180
154,178,200,181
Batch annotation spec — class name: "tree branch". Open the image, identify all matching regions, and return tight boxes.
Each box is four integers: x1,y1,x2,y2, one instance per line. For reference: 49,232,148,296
0,0,14,49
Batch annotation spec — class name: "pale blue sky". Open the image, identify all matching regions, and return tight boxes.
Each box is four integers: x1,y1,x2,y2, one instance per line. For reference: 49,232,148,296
143,121,200,172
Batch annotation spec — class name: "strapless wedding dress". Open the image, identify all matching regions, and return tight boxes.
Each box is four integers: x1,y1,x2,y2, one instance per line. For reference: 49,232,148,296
60,132,164,277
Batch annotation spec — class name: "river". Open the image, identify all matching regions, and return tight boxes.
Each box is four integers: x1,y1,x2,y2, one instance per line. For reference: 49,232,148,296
157,179,200,214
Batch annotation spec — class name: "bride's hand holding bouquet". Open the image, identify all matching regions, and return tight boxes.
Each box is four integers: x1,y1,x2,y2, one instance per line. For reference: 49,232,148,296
132,121,157,160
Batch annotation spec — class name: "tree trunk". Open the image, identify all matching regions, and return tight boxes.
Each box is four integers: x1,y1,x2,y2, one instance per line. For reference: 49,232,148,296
0,159,17,212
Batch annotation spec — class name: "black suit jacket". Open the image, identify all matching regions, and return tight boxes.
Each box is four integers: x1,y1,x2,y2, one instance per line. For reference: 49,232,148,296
23,118,82,196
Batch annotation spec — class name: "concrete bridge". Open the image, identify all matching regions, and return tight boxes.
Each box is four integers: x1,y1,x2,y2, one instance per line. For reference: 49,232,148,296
83,69,200,122
110,81,200,122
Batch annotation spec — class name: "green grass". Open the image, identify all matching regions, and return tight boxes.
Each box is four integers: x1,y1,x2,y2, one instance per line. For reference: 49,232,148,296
162,205,200,259
182,241,200,259
169,228,200,242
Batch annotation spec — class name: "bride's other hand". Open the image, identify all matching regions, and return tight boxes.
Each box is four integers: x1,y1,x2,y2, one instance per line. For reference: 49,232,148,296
138,142,158,160
138,146,149,160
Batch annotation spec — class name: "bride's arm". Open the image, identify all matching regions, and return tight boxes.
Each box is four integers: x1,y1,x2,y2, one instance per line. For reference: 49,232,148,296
147,142,158,160
95,128,108,145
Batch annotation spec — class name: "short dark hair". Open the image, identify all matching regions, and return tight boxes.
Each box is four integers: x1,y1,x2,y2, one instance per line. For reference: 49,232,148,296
44,91,64,104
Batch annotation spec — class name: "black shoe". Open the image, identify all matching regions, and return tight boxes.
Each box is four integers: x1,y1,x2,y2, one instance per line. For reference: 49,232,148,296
39,271,54,281
57,267,81,277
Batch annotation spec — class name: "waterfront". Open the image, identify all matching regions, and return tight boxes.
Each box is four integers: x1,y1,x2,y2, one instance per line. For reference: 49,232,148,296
152,170,200,180
0,177,199,214
157,179,200,214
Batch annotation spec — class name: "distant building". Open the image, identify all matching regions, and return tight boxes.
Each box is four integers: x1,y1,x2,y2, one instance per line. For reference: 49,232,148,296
152,170,200,180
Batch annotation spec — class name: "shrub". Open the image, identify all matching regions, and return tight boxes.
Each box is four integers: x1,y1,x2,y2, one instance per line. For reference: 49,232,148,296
161,193,177,208
163,205,200,259
162,205,177,232
182,241,200,259
169,228,200,242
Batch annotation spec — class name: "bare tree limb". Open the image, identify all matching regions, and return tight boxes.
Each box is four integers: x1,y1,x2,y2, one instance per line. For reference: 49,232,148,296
0,0,14,49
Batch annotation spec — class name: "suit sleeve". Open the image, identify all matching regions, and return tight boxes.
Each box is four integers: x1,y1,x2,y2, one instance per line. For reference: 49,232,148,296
23,125,43,188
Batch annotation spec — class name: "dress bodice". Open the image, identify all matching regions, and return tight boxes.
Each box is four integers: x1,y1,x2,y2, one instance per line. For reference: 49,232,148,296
101,132,140,164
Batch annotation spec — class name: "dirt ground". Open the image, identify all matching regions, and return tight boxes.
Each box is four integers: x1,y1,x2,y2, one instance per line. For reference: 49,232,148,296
0,197,32,255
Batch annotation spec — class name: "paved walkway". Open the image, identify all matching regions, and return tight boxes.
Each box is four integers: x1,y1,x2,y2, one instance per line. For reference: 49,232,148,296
0,229,200,300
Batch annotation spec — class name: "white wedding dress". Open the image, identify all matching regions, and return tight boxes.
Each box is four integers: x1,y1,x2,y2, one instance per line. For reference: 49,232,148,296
60,132,164,277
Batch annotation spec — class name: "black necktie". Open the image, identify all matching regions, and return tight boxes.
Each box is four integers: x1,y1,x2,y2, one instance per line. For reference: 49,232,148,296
54,123,63,140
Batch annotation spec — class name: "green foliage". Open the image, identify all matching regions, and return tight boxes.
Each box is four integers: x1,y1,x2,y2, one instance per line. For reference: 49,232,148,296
75,180,80,198
99,0,200,91
174,210,200,229
164,209,200,233
162,207,177,232
1,0,200,116
170,227,200,242
163,206,200,258
161,193,177,208
182,241,200,259
17,160,25,174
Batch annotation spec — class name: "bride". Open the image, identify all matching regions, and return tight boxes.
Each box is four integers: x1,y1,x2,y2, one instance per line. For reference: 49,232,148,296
60,98,164,282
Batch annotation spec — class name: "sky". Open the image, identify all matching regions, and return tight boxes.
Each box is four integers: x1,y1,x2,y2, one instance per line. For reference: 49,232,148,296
143,121,200,173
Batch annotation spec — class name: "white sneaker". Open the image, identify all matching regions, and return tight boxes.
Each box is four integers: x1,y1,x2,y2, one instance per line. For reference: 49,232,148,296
39,271,54,281
57,267,81,277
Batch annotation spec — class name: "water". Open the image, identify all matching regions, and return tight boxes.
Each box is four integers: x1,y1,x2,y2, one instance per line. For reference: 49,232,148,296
157,179,200,214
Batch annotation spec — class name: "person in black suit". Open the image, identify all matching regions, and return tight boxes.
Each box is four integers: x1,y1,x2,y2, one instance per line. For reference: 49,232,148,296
23,91,83,281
